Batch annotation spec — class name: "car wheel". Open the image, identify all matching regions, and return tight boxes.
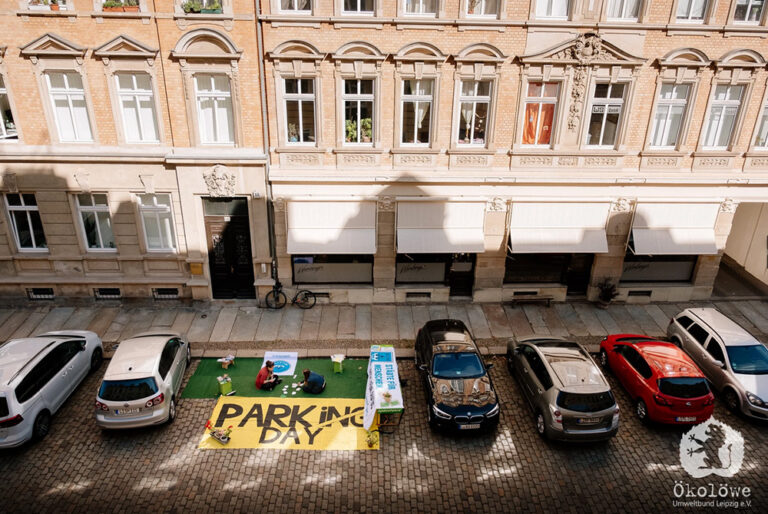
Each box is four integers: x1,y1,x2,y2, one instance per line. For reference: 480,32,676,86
635,399,649,424
167,397,176,424
599,349,609,371
32,410,51,441
535,411,547,439
723,389,740,413
89,347,103,373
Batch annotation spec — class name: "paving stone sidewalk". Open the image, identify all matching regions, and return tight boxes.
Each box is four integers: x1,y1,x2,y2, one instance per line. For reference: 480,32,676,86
3,299,768,357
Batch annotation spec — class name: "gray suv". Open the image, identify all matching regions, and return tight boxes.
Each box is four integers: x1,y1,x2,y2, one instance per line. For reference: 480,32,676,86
667,308,768,420
507,336,619,442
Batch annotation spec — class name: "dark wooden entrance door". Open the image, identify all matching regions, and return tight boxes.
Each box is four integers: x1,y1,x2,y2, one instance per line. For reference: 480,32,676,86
203,198,256,299
565,254,595,296
448,253,476,297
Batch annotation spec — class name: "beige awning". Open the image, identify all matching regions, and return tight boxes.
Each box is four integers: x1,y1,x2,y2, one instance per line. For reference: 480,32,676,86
631,203,719,255
508,202,610,253
397,202,486,253
286,201,376,254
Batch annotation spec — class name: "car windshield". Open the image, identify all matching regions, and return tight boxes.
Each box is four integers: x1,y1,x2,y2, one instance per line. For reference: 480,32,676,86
98,378,158,402
658,378,710,398
556,391,615,413
726,345,768,375
432,352,484,379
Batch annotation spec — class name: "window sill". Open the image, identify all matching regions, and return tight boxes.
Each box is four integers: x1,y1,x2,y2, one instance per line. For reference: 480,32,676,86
333,147,384,154
13,250,50,257
275,146,323,153
174,13,234,21
17,9,77,18
92,11,152,20
391,147,440,154
447,148,494,155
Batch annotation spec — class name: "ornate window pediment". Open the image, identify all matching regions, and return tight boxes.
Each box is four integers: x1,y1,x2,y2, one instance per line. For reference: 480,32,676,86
270,40,324,78
332,42,385,77
20,33,86,63
520,33,644,67
393,42,446,78
170,28,242,65
94,35,158,62
455,43,506,80
657,48,711,83
715,49,765,81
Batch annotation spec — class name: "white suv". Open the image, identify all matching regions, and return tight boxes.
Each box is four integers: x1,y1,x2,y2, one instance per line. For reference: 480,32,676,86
95,333,190,429
667,308,768,420
0,331,103,448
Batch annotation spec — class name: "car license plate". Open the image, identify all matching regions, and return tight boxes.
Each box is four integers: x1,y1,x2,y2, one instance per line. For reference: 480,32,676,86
115,408,140,416
459,424,481,430
577,417,601,425
676,416,696,422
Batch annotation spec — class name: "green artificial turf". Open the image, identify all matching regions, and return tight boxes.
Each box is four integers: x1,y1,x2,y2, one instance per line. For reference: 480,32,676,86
182,358,369,399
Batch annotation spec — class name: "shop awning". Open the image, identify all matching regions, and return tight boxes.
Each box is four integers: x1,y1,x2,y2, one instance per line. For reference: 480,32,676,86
397,202,486,253
631,203,719,255
286,201,376,254
508,202,610,253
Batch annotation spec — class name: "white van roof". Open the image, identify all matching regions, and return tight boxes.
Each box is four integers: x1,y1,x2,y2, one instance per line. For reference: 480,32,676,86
103,335,172,380
0,333,84,385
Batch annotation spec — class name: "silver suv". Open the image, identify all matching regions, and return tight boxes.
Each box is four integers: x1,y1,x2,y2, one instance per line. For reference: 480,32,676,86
95,333,190,429
1,331,103,448
667,308,768,419
507,336,619,442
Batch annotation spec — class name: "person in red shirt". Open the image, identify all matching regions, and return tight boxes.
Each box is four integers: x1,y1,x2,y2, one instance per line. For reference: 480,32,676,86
255,360,281,391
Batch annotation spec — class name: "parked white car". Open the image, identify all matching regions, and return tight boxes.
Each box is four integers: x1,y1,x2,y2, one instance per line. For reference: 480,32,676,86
667,308,768,420
95,333,190,429
0,331,103,448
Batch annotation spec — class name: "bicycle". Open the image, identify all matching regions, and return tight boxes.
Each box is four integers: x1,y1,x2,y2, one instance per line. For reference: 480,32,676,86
264,281,316,309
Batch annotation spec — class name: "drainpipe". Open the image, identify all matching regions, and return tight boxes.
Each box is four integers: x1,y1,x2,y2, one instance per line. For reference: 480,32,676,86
254,0,278,287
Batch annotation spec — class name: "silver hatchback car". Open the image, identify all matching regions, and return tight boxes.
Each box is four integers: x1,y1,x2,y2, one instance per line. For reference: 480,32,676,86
95,333,190,429
667,308,768,420
507,336,619,442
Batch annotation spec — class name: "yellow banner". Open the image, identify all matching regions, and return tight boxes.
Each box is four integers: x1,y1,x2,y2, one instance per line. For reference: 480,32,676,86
199,396,376,450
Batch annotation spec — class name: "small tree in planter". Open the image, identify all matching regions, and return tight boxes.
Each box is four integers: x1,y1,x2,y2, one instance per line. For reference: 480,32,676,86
595,278,619,309
103,0,124,11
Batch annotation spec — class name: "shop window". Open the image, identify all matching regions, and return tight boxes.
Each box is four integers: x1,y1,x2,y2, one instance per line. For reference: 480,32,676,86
504,253,568,284
292,255,373,284
621,253,696,283
5,193,47,251
396,254,449,283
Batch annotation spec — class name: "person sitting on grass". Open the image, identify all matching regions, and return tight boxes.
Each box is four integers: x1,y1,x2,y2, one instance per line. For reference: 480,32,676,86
299,368,326,394
255,360,282,391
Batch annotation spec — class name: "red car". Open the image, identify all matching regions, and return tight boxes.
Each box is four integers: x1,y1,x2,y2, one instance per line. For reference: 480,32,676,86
599,335,714,425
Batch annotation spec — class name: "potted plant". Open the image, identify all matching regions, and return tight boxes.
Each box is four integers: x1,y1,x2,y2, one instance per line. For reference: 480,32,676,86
102,0,124,11
365,429,379,448
595,277,619,309
360,117,372,143
468,0,480,15
345,119,357,143
28,0,50,11
124,0,139,12
288,123,299,143
205,420,232,444
182,0,202,13
202,0,222,13
49,0,60,11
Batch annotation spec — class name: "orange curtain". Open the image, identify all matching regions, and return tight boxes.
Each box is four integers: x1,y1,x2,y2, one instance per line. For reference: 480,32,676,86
522,103,538,145
538,103,555,145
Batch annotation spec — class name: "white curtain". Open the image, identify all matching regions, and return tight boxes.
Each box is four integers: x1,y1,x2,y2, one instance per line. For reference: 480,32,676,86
461,103,473,136
416,102,429,129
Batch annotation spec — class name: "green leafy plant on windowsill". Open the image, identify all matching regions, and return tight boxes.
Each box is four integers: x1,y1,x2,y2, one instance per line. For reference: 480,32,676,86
182,0,203,13
360,117,372,143
103,0,124,11
345,119,357,143
202,0,222,13
288,123,299,143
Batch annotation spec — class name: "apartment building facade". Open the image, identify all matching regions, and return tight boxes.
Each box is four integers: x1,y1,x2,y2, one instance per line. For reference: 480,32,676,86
3,0,768,304
262,0,768,304
0,0,272,301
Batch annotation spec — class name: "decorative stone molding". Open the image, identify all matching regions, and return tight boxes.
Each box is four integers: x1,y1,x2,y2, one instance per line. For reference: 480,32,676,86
74,172,90,193
281,152,322,167
377,196,395,212
487,197,506,212
747,157,768,168
339,153,377,166
2,173,18,193
610,198,633,212
20,33,86,65
272,198,285,212
695,156,730,168
556,156,577,166
519,155,552,166
720,199,738,213
139,174,155,194
203,164,236,198
585,156,617,166
94,34,158,67
452,154,489,167
645,156,679,167
394,153,434,167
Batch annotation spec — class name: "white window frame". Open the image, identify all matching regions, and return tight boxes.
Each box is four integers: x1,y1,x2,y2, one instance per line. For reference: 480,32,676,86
138,193,177,253
283,78,317,145
194,73,235,146
753,103,768,148
45,71,94,143
403,0,438,16
400,79,434,146
676,0,709,23
76,193,116,252
456,80,492,147
342,79,375,146
279,0,311,13
5,193,47,252
732,0,765,24
466,0,498,17
702,84,744,150
606,0,640,20
535,0,570,19
584,82,626,149
342,0,374,15
649,83,691,149
0,75,18,141
521,81,559,148
116,72,160,144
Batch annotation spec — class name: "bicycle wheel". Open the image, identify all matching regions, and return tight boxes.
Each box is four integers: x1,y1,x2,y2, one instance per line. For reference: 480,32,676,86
294,290,316,309
265,289,287,309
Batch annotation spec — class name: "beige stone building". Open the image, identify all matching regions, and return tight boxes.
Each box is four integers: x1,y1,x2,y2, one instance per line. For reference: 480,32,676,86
261,0,768,304
4,0,768,305
0,0,272,301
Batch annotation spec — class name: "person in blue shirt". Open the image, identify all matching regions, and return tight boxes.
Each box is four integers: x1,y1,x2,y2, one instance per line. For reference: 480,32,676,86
299,368,325,394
